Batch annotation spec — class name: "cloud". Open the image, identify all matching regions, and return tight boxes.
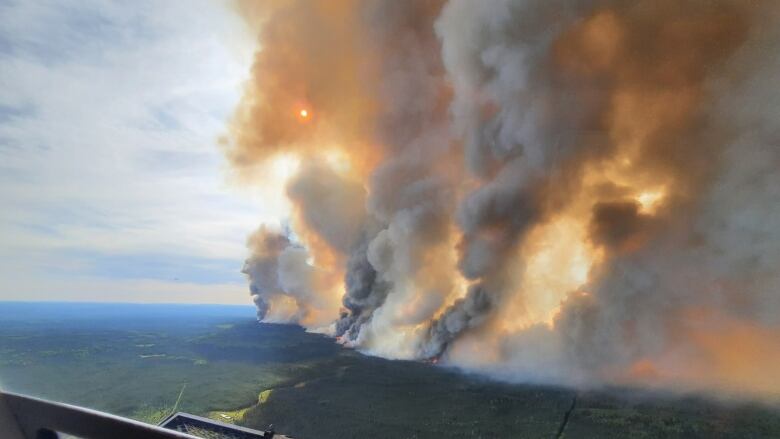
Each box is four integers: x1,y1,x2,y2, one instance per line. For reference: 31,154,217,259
0,0,267,303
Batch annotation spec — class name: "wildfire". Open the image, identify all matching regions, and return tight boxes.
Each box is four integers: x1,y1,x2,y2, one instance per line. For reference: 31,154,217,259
228,0,779,399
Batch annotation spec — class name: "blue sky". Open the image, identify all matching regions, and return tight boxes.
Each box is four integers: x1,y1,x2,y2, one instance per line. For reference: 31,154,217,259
0,0,279,304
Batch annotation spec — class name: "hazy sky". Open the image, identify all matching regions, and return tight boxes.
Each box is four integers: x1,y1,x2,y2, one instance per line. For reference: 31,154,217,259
0,0,272,304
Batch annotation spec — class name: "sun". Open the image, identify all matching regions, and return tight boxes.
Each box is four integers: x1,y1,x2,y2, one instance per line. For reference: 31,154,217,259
299,109,309,119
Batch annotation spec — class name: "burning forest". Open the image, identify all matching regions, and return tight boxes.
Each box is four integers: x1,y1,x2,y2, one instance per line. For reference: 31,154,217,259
225,0,780,399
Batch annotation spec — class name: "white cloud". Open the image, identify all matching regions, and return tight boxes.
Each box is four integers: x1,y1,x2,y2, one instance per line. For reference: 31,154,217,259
0,0,275,303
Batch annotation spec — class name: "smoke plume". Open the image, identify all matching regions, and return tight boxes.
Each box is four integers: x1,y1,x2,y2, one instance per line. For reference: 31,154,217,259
226,0,780,398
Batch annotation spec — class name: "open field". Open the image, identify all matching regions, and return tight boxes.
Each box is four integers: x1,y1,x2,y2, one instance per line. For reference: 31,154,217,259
0,302,778,438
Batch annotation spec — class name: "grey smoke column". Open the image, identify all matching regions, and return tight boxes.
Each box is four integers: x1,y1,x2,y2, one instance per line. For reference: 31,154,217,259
243,227,291,320
334,0,458,344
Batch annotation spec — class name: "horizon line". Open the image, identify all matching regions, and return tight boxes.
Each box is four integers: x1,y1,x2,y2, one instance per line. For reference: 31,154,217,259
0,299,255,308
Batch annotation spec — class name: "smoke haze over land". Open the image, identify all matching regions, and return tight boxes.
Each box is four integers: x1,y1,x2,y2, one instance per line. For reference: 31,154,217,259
225,0,780,399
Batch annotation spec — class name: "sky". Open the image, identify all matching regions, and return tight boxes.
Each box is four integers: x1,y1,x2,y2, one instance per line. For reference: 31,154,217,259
0,0,274,304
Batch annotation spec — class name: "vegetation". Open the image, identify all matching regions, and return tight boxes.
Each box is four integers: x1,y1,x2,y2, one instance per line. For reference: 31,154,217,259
564,390,780,439
0,302,778,438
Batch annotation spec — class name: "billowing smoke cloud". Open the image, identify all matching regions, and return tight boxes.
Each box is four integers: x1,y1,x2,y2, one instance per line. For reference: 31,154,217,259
243,225,340,327
227,0,780,398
